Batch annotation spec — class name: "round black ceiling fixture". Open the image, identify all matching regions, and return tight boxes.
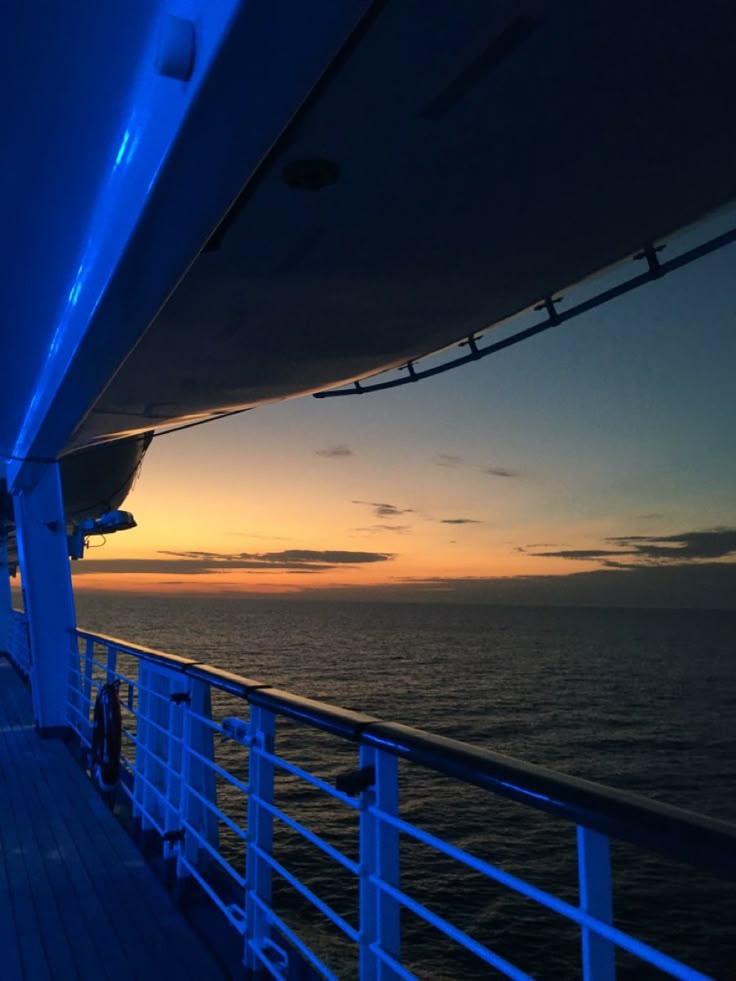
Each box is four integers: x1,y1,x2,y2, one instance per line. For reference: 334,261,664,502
282,159,340,191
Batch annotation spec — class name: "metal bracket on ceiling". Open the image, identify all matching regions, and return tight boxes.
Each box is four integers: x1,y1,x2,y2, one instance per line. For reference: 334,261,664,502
634,243,666,278
313,224,736,400
534,296,562,326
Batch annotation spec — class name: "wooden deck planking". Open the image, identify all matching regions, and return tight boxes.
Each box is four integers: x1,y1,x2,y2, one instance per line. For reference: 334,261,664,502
0,790,27,981
0,658,229,980
1,675,184,980
1,677,109,980
0,714,59,981
0,675,134,981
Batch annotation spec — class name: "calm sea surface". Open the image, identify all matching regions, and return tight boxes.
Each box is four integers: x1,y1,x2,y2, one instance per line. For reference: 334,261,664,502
74,596,736,980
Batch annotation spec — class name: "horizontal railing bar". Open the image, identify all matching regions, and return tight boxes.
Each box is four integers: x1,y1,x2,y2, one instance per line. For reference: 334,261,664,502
74,628,267,689
371,878,534,981
83,662,175,713
362,722,736,880
369,942,419,981
71,627,736,880
186,662,268,698
120,700,153,729
371,805,660,961
66,716,91,749
250,893,339,981
119,779,166,837
121,726,143,752
373,804,560,896
371,866,711,981
185,783,248,842
186,743,250,796
123,763,170,816
247,940,287,981
66,684,92,710
125,768,168,813
120,727,178,774
122,703,184,745
251,843,359,943
65,701,90,726
85,658,140,690
255,746,360,810
66,667,85,685
75,629,199,672
179,855,247,935
184,707,232,737
249,687,379,741
182,818,246,888
252,793,360,875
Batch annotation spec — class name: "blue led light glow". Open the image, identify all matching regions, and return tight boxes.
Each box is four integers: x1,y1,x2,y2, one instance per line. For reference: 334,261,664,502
11,111,146,465
114,129,131,167
67,264,86,307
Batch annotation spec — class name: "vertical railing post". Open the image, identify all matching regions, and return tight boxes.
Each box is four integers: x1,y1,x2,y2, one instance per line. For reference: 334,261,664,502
577,826,616,981
163,685,182,862
66,630,81,733
180,679,219,873
105,643,117,685
178,698,194,883
134,663,178,846
133,661,151,834
83,637,94,732
359,744,401,980
244,704,276,973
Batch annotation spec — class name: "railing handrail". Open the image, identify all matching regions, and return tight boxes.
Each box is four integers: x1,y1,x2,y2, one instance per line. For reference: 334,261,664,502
73,626,736,880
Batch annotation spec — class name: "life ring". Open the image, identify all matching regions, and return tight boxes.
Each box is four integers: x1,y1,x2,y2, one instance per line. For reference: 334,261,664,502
91,681,122,792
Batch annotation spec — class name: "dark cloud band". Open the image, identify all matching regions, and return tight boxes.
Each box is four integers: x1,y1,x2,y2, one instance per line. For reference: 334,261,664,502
530,528,736,566
72,548,394,576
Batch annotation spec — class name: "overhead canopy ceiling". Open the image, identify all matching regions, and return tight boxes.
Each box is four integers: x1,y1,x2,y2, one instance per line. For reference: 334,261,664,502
3,0,736,469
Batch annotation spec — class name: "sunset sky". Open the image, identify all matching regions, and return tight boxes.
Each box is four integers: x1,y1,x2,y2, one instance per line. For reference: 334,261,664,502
69,211,736,607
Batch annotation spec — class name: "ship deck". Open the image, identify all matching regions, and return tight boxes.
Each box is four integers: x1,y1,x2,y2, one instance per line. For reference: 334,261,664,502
0,657,228,981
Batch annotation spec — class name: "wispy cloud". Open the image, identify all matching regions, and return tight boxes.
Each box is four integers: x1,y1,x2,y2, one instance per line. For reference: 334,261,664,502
433,452,519,479
516,543,562,552
355,524,412,535
484,466,518,478
226,531,288,540
440,518,482,525
316,444,353,458
434,453,465,468
353,500,414,519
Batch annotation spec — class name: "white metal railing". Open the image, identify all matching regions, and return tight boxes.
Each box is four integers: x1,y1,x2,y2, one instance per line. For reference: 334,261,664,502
61,625,735,981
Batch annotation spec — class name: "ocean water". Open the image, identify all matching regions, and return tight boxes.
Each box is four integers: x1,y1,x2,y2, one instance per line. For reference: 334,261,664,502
74,595,736,980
